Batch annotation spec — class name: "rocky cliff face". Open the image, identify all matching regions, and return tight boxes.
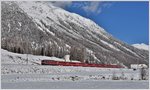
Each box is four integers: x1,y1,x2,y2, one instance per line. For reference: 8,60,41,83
1,1,149,67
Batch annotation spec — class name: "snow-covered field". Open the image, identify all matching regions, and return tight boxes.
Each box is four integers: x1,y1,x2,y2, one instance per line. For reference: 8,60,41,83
2,80,148,89
1,49,149,89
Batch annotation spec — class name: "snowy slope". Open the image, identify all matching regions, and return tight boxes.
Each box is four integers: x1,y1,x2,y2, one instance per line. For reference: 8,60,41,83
1,49,80,65
16,1,107,39
132,43,149,51
1,1,149,67
1,49,65,65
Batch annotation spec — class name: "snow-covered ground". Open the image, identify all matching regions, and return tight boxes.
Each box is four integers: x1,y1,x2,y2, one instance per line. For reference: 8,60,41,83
2,80,148,89
1,49,65,65
1,49,149,89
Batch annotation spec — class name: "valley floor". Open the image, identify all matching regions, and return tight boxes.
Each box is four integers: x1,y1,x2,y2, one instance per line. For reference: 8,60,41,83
1,64,149,89
2,79,149,89
1,49,149,89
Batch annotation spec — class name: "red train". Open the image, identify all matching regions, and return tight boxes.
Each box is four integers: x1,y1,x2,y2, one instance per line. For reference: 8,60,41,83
41,60,124,68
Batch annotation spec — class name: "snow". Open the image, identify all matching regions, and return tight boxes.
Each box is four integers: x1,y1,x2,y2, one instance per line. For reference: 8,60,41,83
8,23,10,32
65,44,71,49
1,49,149,89
114,42,140,57
2,3,149,88
2,80,148,89
100,40,120,51
132,43,149,51
16,1,58,34
2,64,149,89
14,1,109,40
86,48,100,62
18,22,22,26
131,64,148,69
45,28,55,36
1,49,65,65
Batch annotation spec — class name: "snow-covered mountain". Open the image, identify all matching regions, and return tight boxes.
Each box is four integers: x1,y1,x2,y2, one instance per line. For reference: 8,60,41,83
1,1,149,67
132,43,149,51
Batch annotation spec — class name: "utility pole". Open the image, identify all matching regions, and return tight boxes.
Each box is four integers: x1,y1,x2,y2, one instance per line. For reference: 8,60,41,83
26,53,28,64
26,25,29,65
26,40,29,65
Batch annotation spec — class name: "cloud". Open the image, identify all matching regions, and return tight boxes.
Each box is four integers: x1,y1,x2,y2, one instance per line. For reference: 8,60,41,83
82,2,101,14
48,1,113,15
102,2,113,8
49,1,72,8
80,2,113,15
49,1,101,14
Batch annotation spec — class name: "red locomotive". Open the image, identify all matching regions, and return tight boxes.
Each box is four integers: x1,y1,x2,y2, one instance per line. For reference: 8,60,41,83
41,60,124,68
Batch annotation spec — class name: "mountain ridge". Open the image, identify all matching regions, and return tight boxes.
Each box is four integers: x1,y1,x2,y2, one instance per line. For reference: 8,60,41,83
132,43,149,51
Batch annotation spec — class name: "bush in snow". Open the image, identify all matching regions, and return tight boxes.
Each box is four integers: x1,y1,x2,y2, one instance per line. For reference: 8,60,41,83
112,72,119,80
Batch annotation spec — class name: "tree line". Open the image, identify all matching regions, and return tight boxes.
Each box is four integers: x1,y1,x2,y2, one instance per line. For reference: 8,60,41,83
2,38,96,63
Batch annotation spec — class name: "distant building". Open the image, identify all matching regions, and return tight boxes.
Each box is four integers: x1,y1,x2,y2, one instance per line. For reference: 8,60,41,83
64,55,70,62
131,64,148,69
